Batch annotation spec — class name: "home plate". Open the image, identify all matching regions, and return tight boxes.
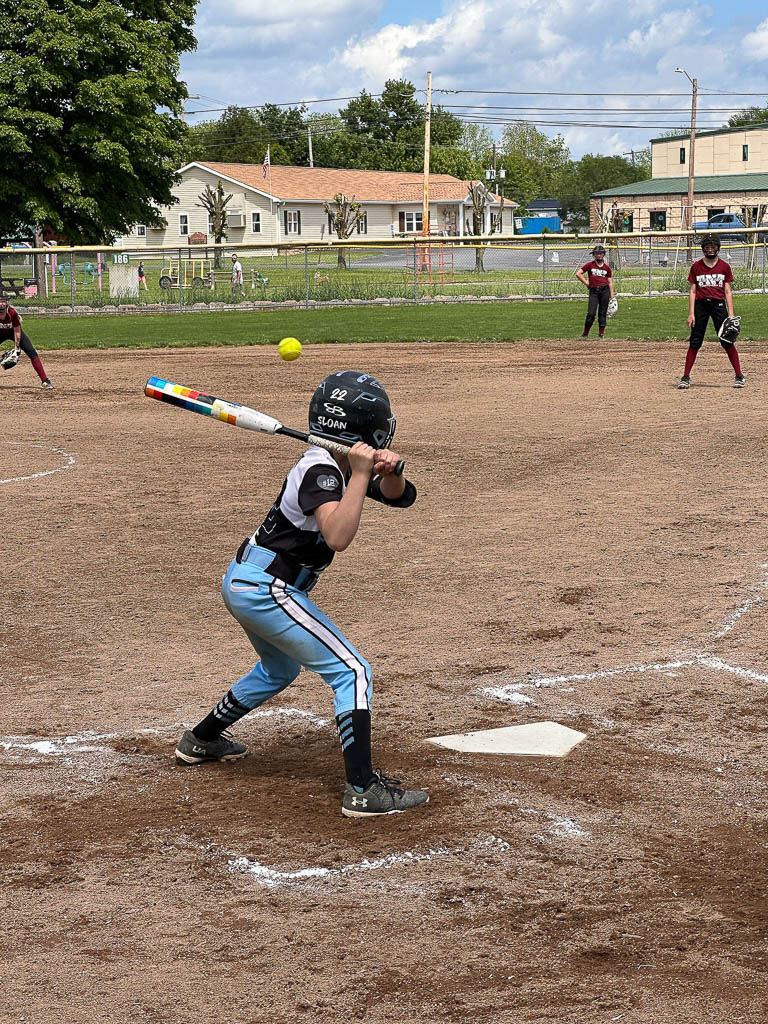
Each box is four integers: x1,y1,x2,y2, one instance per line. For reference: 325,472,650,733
426,722,586,757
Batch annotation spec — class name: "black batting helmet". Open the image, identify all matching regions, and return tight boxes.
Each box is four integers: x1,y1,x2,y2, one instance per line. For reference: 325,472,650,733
701,233,721,255
592,244,606,256
309,371,396,450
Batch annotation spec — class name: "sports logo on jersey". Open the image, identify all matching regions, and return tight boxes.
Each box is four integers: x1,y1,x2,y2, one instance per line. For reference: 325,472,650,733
696,273,725,287
317,475,340,490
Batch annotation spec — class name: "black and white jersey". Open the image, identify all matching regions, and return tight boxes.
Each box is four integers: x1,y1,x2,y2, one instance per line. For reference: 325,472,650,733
255,448,343,574
254,446,417,575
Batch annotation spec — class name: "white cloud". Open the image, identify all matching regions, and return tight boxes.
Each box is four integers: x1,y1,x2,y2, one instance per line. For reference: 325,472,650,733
180,0,768,158
743,17,768,60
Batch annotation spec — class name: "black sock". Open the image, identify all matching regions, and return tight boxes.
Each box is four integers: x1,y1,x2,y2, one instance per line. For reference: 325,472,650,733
336,710,374,789
193,689,251,741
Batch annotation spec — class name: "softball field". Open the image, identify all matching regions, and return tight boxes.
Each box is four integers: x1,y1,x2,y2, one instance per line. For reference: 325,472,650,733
2,339,767,1024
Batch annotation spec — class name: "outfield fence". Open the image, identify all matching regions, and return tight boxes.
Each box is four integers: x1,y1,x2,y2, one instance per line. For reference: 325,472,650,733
2,230,766,315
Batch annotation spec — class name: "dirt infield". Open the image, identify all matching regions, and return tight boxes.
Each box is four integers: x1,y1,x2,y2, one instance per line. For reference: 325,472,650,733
3,340,767,1024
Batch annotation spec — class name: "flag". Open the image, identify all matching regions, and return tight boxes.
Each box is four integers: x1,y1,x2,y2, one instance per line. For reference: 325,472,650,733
262,145,270,179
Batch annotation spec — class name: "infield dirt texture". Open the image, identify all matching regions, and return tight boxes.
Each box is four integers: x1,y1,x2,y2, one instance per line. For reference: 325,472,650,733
3,340,767,1024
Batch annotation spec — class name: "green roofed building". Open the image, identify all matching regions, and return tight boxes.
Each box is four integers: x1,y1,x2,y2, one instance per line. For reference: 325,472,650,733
590,123,768,232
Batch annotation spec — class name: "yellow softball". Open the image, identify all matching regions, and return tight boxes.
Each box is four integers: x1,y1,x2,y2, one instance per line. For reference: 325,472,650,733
278,337,302,361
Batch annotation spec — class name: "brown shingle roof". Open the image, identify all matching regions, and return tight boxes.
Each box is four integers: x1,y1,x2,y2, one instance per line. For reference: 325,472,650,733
189,162,495,203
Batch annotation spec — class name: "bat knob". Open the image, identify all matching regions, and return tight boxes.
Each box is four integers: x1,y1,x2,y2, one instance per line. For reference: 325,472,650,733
394,459,405,477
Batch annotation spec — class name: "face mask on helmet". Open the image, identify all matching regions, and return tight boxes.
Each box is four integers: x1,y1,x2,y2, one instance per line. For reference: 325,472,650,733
701,234,720,257
309,371,396,451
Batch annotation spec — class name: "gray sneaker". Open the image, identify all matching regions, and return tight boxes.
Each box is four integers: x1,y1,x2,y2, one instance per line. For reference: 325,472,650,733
678,375,691,390
175,729,248,765
41,379,54,390
734,374,746,388
342,772,429,818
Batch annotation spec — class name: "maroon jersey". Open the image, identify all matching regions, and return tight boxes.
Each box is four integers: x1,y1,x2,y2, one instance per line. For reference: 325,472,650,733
0,306,21,337
581,261,612,288
688,258,733,300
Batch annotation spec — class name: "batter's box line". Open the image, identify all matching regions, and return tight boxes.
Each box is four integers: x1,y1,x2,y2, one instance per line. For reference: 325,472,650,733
179,834,513,888
710,562,768,640
1,443,76,485
483,654,768,704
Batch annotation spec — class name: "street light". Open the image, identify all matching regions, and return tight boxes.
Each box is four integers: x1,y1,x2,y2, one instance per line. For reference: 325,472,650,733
675,68,698,253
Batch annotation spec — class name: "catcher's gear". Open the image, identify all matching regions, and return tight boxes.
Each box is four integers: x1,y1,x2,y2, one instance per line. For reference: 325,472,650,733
1,347,20,370
606,297,618,319
309,370,396,451
717,315,741,343
701,233,721,256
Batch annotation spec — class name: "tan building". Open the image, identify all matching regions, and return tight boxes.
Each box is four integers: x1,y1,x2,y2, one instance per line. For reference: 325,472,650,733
117,162,512,247
591,124,768,232
651,123,768,178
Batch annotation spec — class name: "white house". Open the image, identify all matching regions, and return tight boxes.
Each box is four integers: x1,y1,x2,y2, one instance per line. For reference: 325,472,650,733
120,162,513,247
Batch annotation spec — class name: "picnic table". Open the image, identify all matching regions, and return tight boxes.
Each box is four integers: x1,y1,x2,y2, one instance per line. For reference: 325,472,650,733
0,277,25,298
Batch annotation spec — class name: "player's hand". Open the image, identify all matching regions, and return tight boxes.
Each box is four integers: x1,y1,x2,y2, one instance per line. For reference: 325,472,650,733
347,442,376,476
687,314,695,328
373,449,402,476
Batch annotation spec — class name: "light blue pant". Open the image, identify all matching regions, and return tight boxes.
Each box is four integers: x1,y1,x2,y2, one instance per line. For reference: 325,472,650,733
221,548,372,717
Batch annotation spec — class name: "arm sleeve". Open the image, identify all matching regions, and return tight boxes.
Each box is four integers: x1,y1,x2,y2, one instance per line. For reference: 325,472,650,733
687,267,696,284
297,464,345,514
366,475,417,508
724,263,734,283
606,265,612,278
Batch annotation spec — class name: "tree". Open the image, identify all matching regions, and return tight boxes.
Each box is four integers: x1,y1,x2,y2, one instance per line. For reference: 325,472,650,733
558,154,648,228
500,123,570,197
322,193,365,269
196,182,233,267
466,182,495,271
727,105,768,128
0,0,197,243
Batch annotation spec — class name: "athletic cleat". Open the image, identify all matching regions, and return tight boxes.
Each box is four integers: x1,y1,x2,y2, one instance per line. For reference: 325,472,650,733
678,375,691,390
734,374,746,388
174,728,248,765
341,772,429,818
41,379,54,390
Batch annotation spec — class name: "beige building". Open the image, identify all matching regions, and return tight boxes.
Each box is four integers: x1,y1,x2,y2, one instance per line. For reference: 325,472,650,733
591,123,768,232
117,162,512,248
651,123,768,178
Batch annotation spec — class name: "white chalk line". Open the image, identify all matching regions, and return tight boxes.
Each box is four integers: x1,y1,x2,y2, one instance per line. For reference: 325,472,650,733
710,563,768,639
484,563,768,702
224,835,511,887
1,443,76,484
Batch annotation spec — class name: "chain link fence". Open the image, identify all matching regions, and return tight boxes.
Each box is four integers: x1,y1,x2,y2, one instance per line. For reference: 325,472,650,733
2,232,766,315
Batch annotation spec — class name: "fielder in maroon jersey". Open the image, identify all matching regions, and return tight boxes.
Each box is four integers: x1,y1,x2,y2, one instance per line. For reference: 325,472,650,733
0,296,54,389
678,234,744,389
575,244,615,338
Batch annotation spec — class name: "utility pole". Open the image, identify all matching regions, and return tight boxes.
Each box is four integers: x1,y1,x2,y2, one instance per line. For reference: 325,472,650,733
422,71,432,238
308,129,314,168
180,94,200,123
676,68,697,257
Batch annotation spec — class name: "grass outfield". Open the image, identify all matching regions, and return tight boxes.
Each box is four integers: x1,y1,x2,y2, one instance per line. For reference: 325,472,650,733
23,294,768,349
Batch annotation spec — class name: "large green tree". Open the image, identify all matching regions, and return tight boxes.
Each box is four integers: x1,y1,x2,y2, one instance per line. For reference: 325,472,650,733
0,0,197,243
557,154,648,227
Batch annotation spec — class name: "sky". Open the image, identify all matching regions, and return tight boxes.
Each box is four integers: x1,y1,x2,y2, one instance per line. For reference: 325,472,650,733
181,0,768,160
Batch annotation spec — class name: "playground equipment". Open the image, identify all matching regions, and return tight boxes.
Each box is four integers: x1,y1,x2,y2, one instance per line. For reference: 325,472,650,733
159,258,213,290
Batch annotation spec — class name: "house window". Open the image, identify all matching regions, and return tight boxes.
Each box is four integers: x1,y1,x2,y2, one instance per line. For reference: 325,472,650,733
251,211,261,233
284,210,301,235
136,224,146,237
679,147,686,164
743,144,749,162
356,213,368,235
179,214,189,236
649,211,666,231
398,211,423,233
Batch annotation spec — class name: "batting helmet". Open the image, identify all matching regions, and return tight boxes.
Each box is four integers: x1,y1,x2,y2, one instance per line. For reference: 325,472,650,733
309,371,396,451
701,233,721,255
592,244,606,255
